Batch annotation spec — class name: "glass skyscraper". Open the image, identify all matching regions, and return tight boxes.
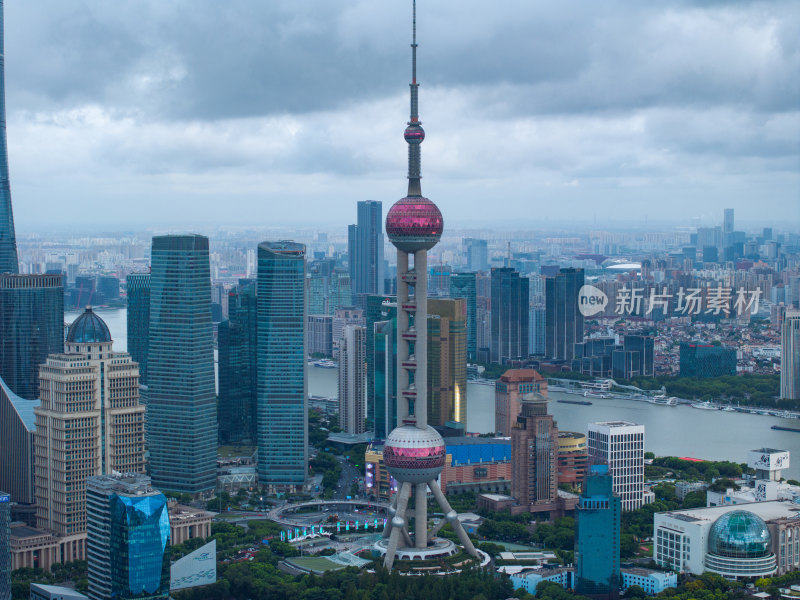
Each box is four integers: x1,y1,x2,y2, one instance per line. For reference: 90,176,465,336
126,273,150,385
218,280,257,445
0,274,64,400
146,235,217,495
449,273,477,361
576,465,621,598
87,474,170,600
366,294,395,432
257,242,307,489
544,267,585,362
348,200,384,306
490,267,529,364
0,1,19,275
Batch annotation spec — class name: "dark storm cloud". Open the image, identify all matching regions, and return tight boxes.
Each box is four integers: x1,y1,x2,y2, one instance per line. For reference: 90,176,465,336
3,0,799,227
7,0,799,119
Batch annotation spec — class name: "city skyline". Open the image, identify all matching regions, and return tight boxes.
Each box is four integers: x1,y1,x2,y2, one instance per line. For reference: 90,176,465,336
1,1,798,231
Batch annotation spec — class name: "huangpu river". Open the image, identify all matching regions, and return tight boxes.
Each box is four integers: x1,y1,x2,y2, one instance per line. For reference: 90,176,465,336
74,307,800,481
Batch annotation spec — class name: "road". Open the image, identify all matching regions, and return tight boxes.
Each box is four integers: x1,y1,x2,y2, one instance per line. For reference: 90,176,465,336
332,455,361,500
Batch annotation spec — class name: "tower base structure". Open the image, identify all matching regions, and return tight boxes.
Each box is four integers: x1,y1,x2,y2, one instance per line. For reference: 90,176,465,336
379,478,479,570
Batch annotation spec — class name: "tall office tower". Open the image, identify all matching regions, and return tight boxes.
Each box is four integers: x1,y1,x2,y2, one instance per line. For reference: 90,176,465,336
218,280,257,445
86,473,170,600
723,208,734,235
575,465,621,599
125,273,150,385
35,308,145,544
257,242,307,490
147,235,217,495
544,267,584,361
97,276,119,301
0,491,8,600
511,393,558,512
0,377,37,504
464,238,488,272
0,274,64,399
307,273,328,315
374,312,398,440
0,1,18,275
378,1,478,569
428,298,467,429
781,310,800,400
338,325,366,434
450,273,477,361
349,201,385,308
529,305,546,355
495,369,548,437
329,269,352,313
696,226,722,251
490,267,530,364
587,421,645,511
366,294,396,433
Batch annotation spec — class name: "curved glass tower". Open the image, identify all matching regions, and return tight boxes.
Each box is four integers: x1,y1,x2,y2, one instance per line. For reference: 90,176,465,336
0,0,18,274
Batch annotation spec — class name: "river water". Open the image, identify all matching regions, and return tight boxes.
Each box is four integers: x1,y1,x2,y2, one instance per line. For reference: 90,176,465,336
75,308,800,480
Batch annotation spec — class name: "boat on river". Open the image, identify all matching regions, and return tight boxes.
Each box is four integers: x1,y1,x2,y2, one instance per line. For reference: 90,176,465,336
691,401,717,410
648,396,677,406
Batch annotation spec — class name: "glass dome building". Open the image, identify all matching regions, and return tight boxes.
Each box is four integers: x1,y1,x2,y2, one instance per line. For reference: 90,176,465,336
704,510,777,578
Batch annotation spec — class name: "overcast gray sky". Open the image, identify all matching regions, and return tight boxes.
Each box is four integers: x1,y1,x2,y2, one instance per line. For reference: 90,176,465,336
5,0,800,231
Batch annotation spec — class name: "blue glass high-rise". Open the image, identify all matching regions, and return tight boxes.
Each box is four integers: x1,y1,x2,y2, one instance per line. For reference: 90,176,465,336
126,273,150,385
0,1,18,275
257,242,307,488
0,274,64,400
87,474,170,600
490,267,529,364
348,201,384,307
450,273,477,361
146,235,217,495
218,279,257,446
576,465,621,598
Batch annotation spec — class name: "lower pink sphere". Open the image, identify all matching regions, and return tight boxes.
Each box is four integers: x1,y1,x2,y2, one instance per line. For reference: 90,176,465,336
385,197,443,253
383,425,446,484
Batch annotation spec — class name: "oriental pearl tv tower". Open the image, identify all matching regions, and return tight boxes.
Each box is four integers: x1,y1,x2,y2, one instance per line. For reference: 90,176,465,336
376,0,479,570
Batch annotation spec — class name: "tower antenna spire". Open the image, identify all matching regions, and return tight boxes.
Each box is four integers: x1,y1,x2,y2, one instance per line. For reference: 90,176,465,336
405,0,423,196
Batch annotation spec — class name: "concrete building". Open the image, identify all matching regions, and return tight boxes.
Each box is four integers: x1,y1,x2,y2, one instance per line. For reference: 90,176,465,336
654,501,799,577
494,369,548,437
558,432,589,492
511,393,558,513
706,449,797,506
781,311,800,400
29,585,88,600
34,308,144,543
308,315,333,357
332,307,364,357
167,504,213,545
587,421,645,511
338,325,366,434
620,568,677,595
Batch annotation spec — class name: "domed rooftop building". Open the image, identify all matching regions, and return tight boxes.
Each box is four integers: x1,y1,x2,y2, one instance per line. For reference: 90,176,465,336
704,510,777,578
65,306,113,358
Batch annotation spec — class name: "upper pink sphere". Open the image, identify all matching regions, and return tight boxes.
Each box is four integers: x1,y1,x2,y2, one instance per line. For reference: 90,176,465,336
385,196,443,252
